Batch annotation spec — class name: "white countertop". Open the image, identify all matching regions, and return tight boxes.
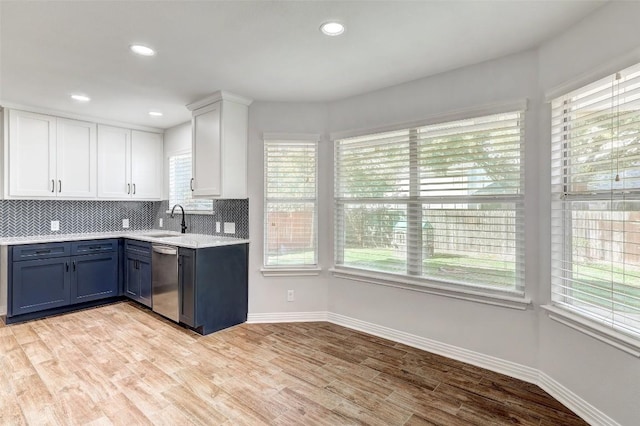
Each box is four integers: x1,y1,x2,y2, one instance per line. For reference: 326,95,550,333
0,230,250,249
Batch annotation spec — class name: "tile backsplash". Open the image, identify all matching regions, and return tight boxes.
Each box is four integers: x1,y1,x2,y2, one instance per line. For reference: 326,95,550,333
153,200,248,239
0,199,249,239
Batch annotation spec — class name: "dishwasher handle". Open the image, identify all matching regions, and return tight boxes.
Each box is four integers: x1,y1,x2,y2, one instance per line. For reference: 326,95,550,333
152,245,178,256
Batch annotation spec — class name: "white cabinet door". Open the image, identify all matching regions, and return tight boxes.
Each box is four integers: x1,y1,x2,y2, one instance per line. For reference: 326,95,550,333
97,125,131,199
56,118,97,198
8,110,57,197
131,130,162,200
192,103,221,197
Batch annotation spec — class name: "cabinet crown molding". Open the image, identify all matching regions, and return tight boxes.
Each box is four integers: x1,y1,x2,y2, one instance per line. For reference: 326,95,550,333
186,91,253,111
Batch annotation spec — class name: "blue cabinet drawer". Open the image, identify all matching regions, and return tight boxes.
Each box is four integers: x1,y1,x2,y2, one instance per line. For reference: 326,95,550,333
12,243,70,261
125,239,151,257
71,239,117,255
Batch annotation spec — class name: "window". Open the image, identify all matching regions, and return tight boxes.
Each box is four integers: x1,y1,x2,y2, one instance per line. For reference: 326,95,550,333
168,153,213,212
334,111,525,295
551,62,640,338
263,138,318,268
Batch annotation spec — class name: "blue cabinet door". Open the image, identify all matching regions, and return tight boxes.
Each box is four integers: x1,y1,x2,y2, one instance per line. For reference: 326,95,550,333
124,252,141,299
72,252,118,303
124,251,152,308
11,257,71,315
138,256,152,308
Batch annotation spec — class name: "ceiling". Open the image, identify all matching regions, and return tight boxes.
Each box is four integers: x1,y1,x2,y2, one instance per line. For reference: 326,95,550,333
0,1,605,129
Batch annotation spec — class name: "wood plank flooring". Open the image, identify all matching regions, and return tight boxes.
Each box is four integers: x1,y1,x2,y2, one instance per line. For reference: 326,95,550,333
0,301,588,425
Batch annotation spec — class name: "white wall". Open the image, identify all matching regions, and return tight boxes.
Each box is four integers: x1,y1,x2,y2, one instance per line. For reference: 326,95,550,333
536,3,640,425
247,102,330,314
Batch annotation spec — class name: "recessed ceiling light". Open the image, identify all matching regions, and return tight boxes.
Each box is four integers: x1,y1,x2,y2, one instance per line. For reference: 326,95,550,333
71,94,90,102
130,44,156,56
320,21,345,36
148,111,163,117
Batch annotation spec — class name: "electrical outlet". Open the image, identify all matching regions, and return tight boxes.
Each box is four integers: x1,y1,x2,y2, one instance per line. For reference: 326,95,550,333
159,218,163,228
216,222,221,233
50,220,60,232
224,222,235,234
287,290,294,302
122,218,130,229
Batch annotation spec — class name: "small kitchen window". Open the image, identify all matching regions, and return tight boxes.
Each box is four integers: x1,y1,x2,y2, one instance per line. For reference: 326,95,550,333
168,152,214,213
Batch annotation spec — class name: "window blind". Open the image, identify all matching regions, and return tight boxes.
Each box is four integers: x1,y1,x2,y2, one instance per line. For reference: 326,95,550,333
264,140,318,267
335,111,525,294
168,153,213,212
551,61,640,338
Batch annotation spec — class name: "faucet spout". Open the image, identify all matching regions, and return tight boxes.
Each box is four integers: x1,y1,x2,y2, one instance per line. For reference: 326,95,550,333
170,204,188,234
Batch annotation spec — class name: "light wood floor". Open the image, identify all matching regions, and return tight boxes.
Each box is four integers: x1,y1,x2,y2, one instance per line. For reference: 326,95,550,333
0,301,587,425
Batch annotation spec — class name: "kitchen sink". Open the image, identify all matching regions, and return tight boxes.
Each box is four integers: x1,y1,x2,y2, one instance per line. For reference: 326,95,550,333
145,232,181,238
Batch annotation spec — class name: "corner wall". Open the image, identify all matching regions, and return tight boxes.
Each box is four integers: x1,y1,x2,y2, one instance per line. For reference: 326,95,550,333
536,3,640,425
246,3,640,424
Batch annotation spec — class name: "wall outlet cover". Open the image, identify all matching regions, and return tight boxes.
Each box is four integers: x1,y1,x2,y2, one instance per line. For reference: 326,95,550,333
50,220,60,232
159,218,163,228
287,289,294,302
122,218,130,228
216,222,221,233
224,222,235,234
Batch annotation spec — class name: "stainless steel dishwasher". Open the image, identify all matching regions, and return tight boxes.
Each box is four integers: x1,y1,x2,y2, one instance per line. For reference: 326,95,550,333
152,245,179,322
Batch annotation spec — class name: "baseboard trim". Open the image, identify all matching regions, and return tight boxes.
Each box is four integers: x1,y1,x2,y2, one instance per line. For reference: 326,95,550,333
245,310,619,426
538,372,620,426
247,311,328,323
327,312,539,384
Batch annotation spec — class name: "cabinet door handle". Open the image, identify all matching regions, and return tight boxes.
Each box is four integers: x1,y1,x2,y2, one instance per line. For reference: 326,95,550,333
58,180,62,193
127,183,131,194
72,261,76,272
190,178,194,191
51,179,55,193
133,183,136,195
65,262,69,272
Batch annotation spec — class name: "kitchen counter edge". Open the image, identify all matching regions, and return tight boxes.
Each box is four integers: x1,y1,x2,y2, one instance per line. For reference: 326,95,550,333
0,231,250,249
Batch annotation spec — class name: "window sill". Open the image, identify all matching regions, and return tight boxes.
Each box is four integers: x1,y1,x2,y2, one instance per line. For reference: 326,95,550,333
330,267,531,310
261,267,322,277
541,304,640,357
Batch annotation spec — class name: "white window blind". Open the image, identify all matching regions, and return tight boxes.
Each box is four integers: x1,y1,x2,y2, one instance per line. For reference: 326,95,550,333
168,153,213,212
551,61,640,338
264,140,318,267
335,111,525,294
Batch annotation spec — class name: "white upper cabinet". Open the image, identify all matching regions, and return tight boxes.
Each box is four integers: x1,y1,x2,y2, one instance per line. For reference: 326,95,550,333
97,125,131,199
6,110,96,199
187,91,252,199
56,118,97,198
97,125,162,200
131,130,162,200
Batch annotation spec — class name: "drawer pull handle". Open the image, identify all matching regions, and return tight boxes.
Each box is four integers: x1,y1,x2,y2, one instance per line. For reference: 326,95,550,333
35,250,51,254
88,246,101,250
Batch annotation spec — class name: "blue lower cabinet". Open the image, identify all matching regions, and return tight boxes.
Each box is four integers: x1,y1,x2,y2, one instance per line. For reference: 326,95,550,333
178,244,248,335
8,240,120,322
124,250,152,308
11,257,71,315
72,252,118,303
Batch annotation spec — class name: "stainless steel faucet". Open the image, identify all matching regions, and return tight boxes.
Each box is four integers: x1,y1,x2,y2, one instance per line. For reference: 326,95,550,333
170,204,188,234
